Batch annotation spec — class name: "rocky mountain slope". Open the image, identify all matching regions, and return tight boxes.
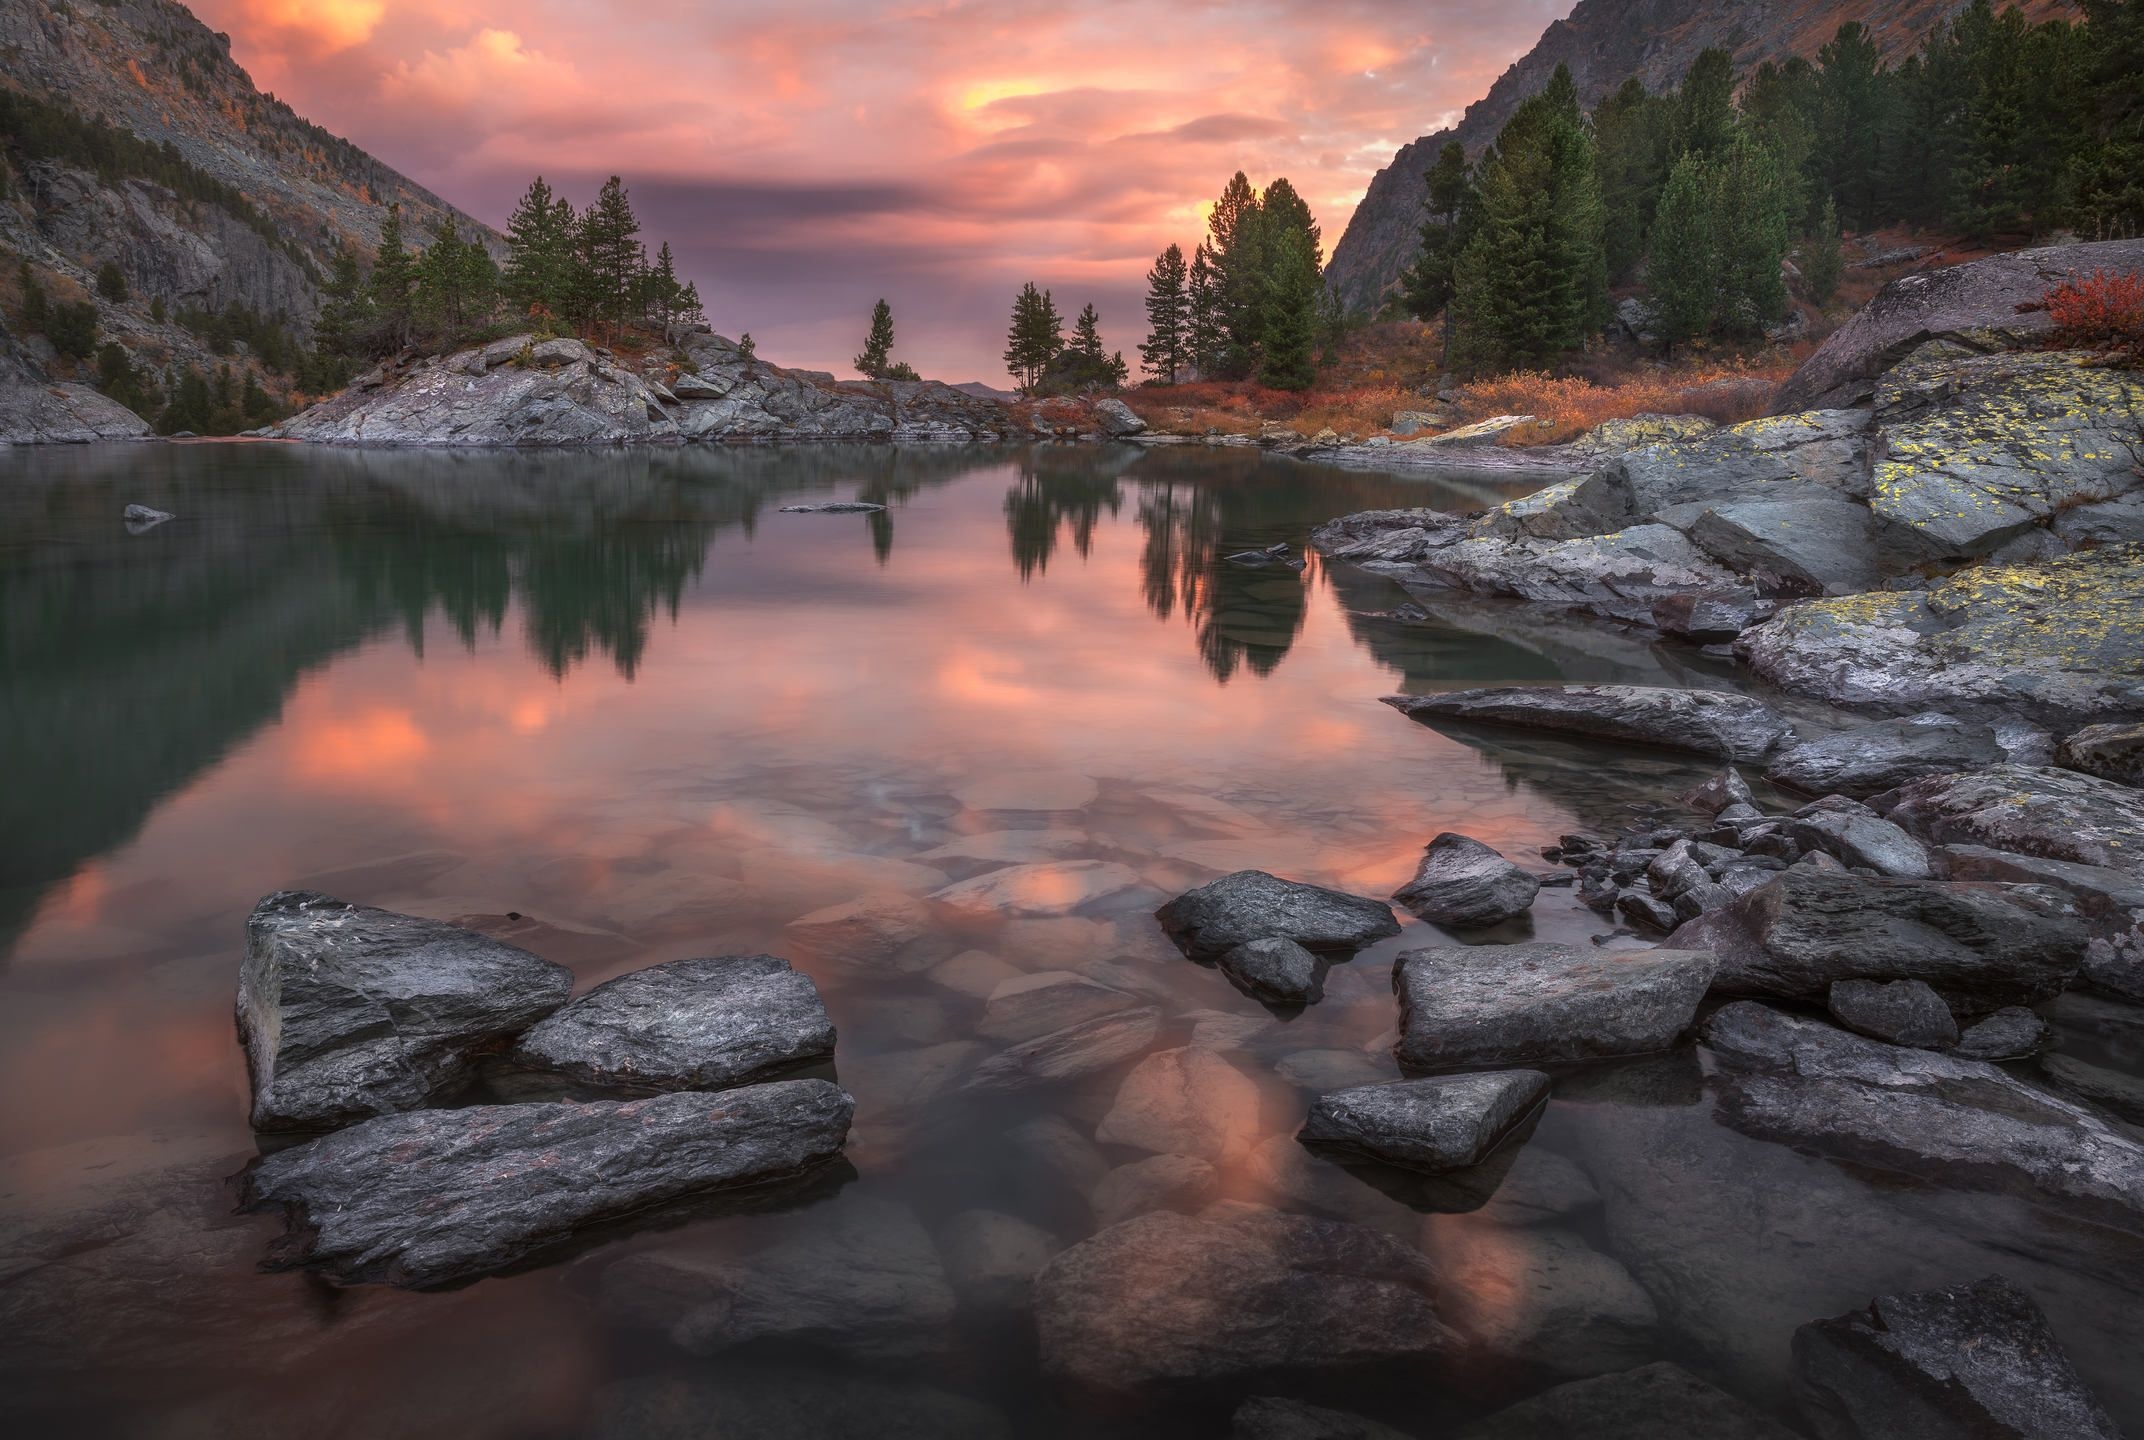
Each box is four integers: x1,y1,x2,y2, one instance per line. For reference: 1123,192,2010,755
1327,0,2079,313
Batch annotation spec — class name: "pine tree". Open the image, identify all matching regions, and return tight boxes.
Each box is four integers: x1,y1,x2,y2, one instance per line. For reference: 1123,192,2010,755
1257,225,1320,391
415,217,494,334
502,175,575,321
1676,48,1738,161
1206,172,1265,376
1139,242,1190,383
1742,57,1821,230
577,176,644,338
1593,80,1672,283
1187,244,1223,376
1003,282,1063,391
1072,302,1105,357
1816,22,1890,228
368,202,418,352
19,261,47,333
1714,131,1791,336
1647,152,1720,348
643,241,689,340
1804,195,1844,305
854,297,896,377
1402,142,1475,319
96,261,128,302
315,244,369,356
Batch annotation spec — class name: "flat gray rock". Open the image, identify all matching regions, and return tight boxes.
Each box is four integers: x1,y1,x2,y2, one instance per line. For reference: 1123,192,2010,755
1766,714,2007,798
1034,1203,1458,1391
509,954,833,1093
1299,1070,1548,1173
1157,870,1399,957
1671,868,2085,1010
1702,1003,2144,1235
1457,1361,1801,1440
1218,935,1324,1004
1786,809,1932,879
1393,943,1716,1072
237,890,573,1132
1883,764,2144,881
1826,979,1958,1049
1686,494,1883,596
1793,1275,2120,1440
1386,686,1794,762
243,1080,854,1287
1425,1223,1661,1378
1392,832,1540,928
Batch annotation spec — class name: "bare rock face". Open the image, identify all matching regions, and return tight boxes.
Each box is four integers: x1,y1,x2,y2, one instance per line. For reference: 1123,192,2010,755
1883,763,2144,880
1033,1203,1458,1391
1157,870,1400,957
509,954,834,1094
1299,1071,1547,1174
1793,1275,2121,1440
1765,714,2007,798
1392,943,1716,1072
1774,238,2144,413
1702,1003,2144,1236
1671,868,2086,1011
1385,686,1795,763
242,1081,855,1287
1392,833,1541,928
0,374,152,444
236,890,574,1132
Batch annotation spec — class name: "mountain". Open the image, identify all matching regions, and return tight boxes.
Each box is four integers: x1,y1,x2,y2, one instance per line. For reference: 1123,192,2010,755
1326,0,2081,314
0,0,495,407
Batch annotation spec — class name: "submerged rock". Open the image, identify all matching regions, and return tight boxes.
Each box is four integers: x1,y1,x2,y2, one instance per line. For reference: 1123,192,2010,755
1793,1275,2121,1440
236,890,573,1132
1156,870,1400,957
962,1007,1161,1091
1033,1204,1458,1391
1090,1153,1219,1229
588,1368,1009,1440
1385,686,1795,762
1424,1220,1662,1379
1458,1361,1798,1440
1217,935,1325,1005
1231,1396,1414,1440
243,1080,855,1287
1095,1047,1265,1163
976,971,1139,1044
1765,714,2007,798
509,954,834,1093
1702,1003,2144,1235
2041,1053,2144,1125
121,502,174,526
1391,833,1540,928
1826,979,1958,1049
1392,943,1716,1072
1671,868,2085,1010
1299,1071,1548,1173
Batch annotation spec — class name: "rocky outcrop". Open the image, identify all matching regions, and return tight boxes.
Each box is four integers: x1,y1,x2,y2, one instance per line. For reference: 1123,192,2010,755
1156,869,1400,957
1764,713,2007,797
1391,832,1540,927
0,321,150,444
508,954,835,1094
242,1080,855,1286
1775,238,2144,413
1298,1070,1548,1173
1385,686,1796,762
1392,942,1716,1071
236,890,573,1132
1793,1275,2122,1440
1882,764,2144,880
271,332,1023,446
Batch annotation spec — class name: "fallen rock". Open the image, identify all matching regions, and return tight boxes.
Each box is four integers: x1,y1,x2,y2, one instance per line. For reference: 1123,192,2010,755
1093,398,1146,437
1683,766,1757,816
1392,943,1716,1072
1685,494,1884,596
2058,722,2144,787
1157,870,1400,957
1385,686,1794,763
243,1080,854,1287
976,971,1139,1044
1458,1361,1798,1440
1766,714,2007,798
1391,833,1541,928
1953,1005,2048,1060
1786,809,1932,879
1702,1003,2144,1235
1793,1274,2121,1440
1095,1047,1265,1163
1671,868,2086,1010
963,1007,1161,1091
936,1209,1060,1313
1090,1153,1219,1228
1826,978,1959,1049
237,890,573,1132
1218,936,1324,1005
1931,844,2144,1002
509,954,834,1094
1883,763,2144,880
1299,1071,1548,1173
1231,1396,1414,1440
1033,1204,1457,1391
600,1196,954,1360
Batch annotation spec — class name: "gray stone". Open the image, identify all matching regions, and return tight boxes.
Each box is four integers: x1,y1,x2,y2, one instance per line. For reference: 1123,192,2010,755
937,1209,1060,1312
1683,766,1757,816
2059,722,2144,788
600,1196,954,1360
236,890,573,1132
1095,1047,1265,1163
1671,868,2086,1010
243,1080,854,1287
1157,870,1400,957
121,502,173,525
963,1007,1161,1091
2041,1053,2144,1126
1093,398,1146,437
509,954,833,1093
1793,1275,2121,1440
931,860,1142,917
1646,840,1709,900
1766,715,2008,798
1884,764,2144,880
1616,890,1680,932
1392,832,1541,928
1702,1003,2144,1235
1787,810,1932,879
1826,979,1959,1049
1299,1071,1548,1173
1458,1362,1798,1440
0,372,151,444
1424,1222,1662,1378
1274,1048,1391,1092
976,971,1139,1044
778,501,886,513
1401,524,1755,628
1090,1153,1219,1228
1953,1006,2048,1060
1385,686,1794,762
1033,1204,1458,1391
1687,495,1884,596
785,891,933,970
1232,1396,1414,1440
1392,943,1716,1072
1218,936,1324,1005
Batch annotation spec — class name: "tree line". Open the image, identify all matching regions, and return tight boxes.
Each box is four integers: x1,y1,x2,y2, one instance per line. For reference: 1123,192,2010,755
1137,172,1328,389
1395,0,2144,372
1004,285,1131,394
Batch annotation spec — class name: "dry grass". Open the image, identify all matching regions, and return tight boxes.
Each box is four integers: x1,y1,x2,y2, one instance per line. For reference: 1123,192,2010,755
1456,361,1792,446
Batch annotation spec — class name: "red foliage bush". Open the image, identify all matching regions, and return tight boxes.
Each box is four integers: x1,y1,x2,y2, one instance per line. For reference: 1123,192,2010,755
2045,269,2144,363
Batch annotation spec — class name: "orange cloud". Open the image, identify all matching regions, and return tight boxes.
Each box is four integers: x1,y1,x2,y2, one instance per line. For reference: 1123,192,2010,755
235,0,384,55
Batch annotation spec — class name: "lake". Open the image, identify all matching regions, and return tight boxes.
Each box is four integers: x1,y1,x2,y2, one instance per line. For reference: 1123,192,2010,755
3,441,2139,1437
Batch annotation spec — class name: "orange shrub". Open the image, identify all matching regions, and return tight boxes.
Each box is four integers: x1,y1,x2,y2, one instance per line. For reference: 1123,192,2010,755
2045,269,2144,363
1456,365,1788,446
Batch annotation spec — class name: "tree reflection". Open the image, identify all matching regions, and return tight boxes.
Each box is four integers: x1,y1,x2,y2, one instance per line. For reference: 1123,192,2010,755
1003,448,1126,580
1128,454,1311,684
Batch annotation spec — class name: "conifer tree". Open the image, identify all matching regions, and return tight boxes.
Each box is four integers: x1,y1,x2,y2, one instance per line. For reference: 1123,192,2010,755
1187,244,1223,376
18,261,45,333
1003,282,1063,391
1072,302,1105,357
502,175,575,322
1206,172,1265,376
1402,142,1475,319
315,244,370,356
643,241,689,340
1257,225,1320,391
855,298,897,377
1742,58,1822,230
577,176,644,338
1714,132,1790,336
367,202,418,351
415,217,495,334
1139,242,1189,383
1647,152,1720,348
1816,23,1890,227
1804,195,1844,306
1676,48,1739,160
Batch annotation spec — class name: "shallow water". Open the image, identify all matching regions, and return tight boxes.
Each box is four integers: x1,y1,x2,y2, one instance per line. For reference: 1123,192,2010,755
1,441,2139,1437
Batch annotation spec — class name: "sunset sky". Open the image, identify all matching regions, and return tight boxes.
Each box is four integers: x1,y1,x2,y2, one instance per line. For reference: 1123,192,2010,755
190,0,1566,379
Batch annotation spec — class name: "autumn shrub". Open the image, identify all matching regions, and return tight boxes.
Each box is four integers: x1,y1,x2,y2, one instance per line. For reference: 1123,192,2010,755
1456,364,1787,445
2044,269,2144,364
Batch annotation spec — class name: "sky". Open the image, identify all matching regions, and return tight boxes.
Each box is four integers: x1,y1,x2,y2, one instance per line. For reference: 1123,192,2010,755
191,0,1567,380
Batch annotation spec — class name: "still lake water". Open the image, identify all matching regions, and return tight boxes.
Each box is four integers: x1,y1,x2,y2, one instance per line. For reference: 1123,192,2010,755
2,441,2140,1437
